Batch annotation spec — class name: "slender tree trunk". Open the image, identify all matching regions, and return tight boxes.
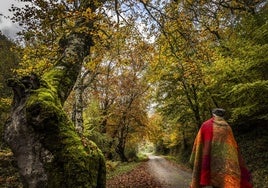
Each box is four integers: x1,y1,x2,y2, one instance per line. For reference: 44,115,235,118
116,137,128,162
115,121,129,162
72,69,96,135
73,72,84,134
3,2,107,187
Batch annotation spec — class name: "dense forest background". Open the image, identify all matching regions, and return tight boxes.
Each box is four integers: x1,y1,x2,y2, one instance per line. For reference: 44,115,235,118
0,0,267,187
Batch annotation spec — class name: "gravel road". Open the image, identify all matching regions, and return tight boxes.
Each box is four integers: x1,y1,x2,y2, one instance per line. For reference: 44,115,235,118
147,155,192,188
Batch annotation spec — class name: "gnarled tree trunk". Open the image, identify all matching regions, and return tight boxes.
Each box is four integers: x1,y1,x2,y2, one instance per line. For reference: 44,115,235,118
3,2,106,187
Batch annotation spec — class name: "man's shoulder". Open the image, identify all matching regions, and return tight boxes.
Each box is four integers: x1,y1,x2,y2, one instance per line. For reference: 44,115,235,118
200,117,214,139
202,117,214,127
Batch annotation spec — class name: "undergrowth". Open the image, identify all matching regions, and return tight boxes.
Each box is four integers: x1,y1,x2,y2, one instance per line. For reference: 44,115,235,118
106,161,141,180
234,123,268,188
106,152,149,180
0,149,22,188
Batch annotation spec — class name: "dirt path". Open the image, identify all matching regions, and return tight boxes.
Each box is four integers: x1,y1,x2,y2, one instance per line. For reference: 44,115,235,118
107,155,192,188
147,155,192,188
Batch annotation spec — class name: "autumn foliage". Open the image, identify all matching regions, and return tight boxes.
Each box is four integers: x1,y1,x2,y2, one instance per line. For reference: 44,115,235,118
0,0,267,187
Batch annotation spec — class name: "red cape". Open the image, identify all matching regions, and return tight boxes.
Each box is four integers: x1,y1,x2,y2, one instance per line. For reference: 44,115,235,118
190,117,252,188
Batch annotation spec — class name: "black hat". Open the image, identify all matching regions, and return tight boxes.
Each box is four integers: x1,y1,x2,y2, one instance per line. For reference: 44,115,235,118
212,108,226,117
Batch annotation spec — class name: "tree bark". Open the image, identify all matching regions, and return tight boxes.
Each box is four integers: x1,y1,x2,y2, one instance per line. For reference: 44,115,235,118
72,69,97,135
72,71,85,134
3,2,106,187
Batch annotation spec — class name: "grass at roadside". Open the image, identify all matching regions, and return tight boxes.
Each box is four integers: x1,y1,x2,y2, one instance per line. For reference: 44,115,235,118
106,153,149,180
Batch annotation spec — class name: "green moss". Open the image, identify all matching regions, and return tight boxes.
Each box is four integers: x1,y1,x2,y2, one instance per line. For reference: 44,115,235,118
42,67,65,91
41,63,81,104
25,72,106,187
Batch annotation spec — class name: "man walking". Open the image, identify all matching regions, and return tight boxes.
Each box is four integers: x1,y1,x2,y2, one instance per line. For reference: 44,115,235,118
190,108,252,188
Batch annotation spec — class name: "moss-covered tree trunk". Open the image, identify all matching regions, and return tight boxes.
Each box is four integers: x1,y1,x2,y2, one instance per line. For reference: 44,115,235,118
3,2,106,187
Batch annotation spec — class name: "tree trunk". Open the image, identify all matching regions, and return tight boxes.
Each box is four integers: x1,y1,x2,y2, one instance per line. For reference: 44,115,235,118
116,140,128,162
115,123,129,162
72,69,97,135
3,3,106,186
72,72,85,134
